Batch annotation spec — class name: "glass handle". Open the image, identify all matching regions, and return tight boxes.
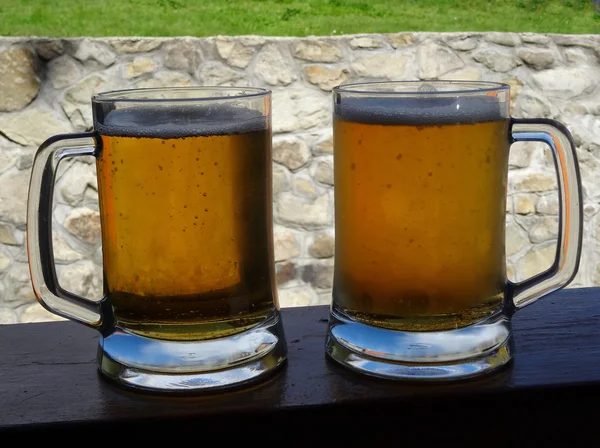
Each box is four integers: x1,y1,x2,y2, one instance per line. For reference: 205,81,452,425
26,133,105,329
508,118,583,310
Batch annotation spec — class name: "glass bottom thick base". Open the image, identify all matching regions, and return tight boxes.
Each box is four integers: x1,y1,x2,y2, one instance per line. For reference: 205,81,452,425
326,307,513,381
97,311,287,393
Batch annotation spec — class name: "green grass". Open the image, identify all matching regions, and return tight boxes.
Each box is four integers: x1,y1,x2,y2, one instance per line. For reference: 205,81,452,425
0,0,598,37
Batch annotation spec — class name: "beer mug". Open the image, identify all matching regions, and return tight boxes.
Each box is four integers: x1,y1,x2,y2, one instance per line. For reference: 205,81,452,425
326,81,582,380
27,87,287,392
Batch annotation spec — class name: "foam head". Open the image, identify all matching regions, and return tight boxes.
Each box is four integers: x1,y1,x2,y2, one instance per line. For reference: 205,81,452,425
95,104,268,138
334,95,508,126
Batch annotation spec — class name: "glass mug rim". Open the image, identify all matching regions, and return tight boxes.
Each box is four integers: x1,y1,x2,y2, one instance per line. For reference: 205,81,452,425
333,80,509,96
92,86,271,103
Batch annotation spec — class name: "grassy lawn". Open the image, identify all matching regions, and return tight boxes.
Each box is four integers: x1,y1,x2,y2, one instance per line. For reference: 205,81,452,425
0,0,598,37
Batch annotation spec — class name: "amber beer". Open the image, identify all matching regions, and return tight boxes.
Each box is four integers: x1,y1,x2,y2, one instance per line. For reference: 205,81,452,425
96,106,276,341
333,99,510,331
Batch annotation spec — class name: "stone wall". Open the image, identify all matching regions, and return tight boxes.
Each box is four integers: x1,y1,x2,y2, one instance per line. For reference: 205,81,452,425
0,33,599,323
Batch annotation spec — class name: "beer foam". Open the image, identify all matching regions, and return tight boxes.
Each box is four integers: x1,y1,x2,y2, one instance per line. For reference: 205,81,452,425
95,104,268,138
334,96,506,125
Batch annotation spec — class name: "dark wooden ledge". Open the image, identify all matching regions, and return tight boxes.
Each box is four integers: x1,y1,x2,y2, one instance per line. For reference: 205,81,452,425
2,287,600,443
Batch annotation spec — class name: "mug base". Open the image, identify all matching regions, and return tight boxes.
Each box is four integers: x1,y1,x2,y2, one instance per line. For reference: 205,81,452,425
326,306,512,381
97,310,287,393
